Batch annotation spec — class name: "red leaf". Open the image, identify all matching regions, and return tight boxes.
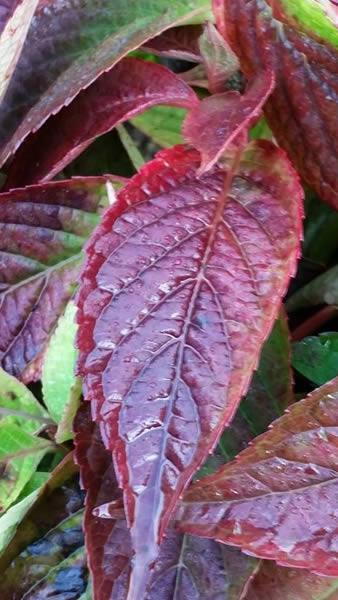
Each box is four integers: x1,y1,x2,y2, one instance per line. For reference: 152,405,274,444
183,69,275,173
74,403,259,600
244,561,338,600
216,0,338,208
4,58,198,189
0,0,205,168
179,377,338,576
76,141,303,596
0,177,108,379
144,25,202,62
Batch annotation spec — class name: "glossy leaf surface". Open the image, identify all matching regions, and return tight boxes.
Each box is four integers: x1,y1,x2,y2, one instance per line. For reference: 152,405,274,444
183,70,274,172
179,377,338,575
74,403,258,600
5,58,198,188
293,333,338,385
76,140,302,595
218,0,338,208
244,561,338,600
0,0,208,168
0,177,108,379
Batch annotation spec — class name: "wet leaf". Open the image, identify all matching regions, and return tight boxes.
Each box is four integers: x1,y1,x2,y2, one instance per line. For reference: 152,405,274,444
5,58,198,188
131,105,185,148
244,561,338,600
42,301,80,442
179,377,338,576
0,0,209,167
76,140,302,596
293,333,338,385
0,177,108,379
217,0,338,208
183,69,275,172
74,403,259,600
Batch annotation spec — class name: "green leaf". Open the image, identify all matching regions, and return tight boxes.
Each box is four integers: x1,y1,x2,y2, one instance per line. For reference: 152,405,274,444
303,194,338,265
0,487,41,554
131,105,185,147
275,0,338,49
287,265,338,311
0,368,49,430
117,124,145,172
292,332,338,385
0,0,210,167
0,422,52,511
0,369,53,510
42,301,81,442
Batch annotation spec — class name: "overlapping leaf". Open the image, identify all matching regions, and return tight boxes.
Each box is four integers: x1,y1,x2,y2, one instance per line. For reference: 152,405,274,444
179,377,338,575
4,58,198,188
74,403,259,600
76,140,302,596
0,177,109,379
144,25,202,61
183,69,275,172
220,312,293,459
244,561,338,600
0,0,209,168
217,0,338,208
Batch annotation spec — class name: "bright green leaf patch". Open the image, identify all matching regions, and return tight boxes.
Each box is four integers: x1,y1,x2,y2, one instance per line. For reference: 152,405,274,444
42,301,81,442
131,105,186,147
292,332,338,385
273,0,338,49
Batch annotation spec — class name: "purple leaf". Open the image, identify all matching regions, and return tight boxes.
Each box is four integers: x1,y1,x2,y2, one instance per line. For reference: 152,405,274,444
4,58,198,188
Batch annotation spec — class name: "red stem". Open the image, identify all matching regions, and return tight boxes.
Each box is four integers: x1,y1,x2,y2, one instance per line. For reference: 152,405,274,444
291,305,338,341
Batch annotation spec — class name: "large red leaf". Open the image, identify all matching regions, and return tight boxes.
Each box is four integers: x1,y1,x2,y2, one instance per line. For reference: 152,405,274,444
0,177,109,379
74,403,259,600
183,69,275,172
76,140,303,596
0,0,207,168
179,377,338,576
216,0,338,208
244,561,338,600
4,58,198,189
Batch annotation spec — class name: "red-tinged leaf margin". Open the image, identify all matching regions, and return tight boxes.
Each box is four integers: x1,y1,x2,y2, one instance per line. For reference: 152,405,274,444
4,57,198,189
178,377,338,576
76,140,303,598
216,0,338,208
143,24,203,62
74,403,260,600
0,176,110,379
0,0,208,170
183,69,275,173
